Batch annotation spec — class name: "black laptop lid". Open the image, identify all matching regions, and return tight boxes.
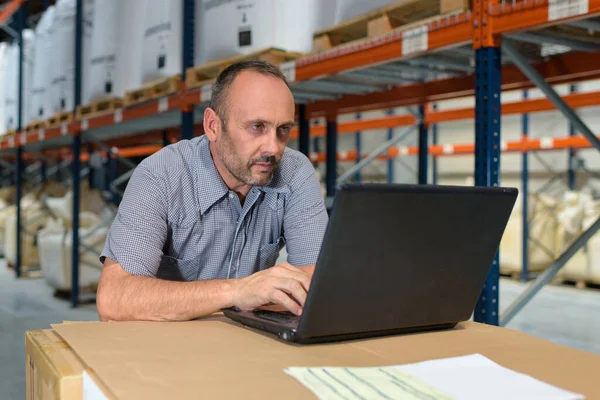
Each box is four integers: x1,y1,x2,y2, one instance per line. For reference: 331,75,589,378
297,184,518,339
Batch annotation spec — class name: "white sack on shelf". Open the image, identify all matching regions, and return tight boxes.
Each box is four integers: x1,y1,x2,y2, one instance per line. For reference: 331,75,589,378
3,30,35,130
49,0,76,114
117,0,146,92
81,0,95,105
141,0,182,83
86,0,125,102
31,6,56,121
199,0,326,64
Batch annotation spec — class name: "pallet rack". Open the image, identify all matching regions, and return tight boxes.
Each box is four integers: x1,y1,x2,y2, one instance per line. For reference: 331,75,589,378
0,0,599,326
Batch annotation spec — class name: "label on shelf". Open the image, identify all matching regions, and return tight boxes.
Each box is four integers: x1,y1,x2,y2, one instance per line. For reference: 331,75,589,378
201,84,213,103
38,129,45,141
81,119,89,131
61,123,68,136
280,61,297,83
548,0,588,21
20,132,26,145
158,98,169,113
541,137,554,149
402,26,428,56
443,144,454,154
399,146,410,156
114,109,123,123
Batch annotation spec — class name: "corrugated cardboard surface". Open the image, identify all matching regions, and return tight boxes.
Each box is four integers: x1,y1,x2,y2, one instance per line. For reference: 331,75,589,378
25,330,84,400
50,315,600,399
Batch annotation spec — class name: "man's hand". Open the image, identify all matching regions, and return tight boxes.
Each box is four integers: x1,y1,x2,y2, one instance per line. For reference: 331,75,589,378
230,263,315,315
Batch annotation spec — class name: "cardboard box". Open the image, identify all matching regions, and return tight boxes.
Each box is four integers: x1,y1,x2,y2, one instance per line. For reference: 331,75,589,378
48,315,600,399
25,330,85,400
441,0,470,14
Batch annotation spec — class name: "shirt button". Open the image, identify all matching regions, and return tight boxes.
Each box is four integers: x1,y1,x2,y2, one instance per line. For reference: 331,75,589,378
229,193,234,199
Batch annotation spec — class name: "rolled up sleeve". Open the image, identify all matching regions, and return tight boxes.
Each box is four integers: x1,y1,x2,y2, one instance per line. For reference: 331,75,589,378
283,160,329,267
100,164,168,277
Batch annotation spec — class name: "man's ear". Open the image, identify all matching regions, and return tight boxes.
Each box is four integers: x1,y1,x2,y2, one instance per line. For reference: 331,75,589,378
203,107,220,142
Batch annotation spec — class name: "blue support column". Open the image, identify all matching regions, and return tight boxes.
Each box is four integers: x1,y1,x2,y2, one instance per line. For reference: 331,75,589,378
568,84,577,190
71,0,84,307
355,113,361,182
418,105,428,184
386,110,394,184
181,0,196,140
17,5,26,131
40,160,47,184
326,114,338,197
162,129,170,147
15,146,23,277
313,136,320,155
298,105,310,157
108,155,118,205
432,104,438,185
474,46,502,325
522,90,529,282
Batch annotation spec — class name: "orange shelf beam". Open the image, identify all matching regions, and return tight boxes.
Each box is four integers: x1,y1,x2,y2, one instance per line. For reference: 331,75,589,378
489,0,600,34
0,0,26,25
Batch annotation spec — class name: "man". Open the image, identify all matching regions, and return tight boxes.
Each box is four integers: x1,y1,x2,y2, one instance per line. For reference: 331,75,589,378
96,61,329,322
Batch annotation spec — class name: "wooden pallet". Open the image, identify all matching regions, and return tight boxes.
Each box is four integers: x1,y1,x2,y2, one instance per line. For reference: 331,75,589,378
45,111,73,129
5,128,17,137
124,75,182,107
6,261,44,278
186,48,304,89
76,97,123,120
25,120,44,132
312,0,465,52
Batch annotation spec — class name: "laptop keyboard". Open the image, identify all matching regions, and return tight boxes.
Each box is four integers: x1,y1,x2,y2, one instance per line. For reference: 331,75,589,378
253,310,299,324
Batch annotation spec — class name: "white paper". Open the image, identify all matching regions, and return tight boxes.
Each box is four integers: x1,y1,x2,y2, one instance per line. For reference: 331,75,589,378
285,354,584,400
395,354,583,400
402,26,428,56
82,370,109,400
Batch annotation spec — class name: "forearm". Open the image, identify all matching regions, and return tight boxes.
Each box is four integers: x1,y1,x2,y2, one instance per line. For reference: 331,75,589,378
97,264,236,322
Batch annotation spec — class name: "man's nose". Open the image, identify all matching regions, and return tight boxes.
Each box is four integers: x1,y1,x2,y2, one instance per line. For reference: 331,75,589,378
263,129,280,155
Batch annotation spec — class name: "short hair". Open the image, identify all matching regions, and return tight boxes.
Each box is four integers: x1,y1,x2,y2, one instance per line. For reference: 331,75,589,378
209,60,291,124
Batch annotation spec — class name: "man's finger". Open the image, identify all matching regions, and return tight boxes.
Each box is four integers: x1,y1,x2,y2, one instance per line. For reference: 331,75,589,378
270,266,312,292
269,289,303,316
273,278,308,308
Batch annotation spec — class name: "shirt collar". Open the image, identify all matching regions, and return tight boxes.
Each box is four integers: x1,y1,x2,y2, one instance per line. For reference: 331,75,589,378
195,137,290,214
196,136,229,215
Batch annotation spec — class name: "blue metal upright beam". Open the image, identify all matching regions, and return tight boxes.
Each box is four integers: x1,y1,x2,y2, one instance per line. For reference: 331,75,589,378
16,4,26,131
326,114,338,197
432,104,438,185
522,90,529,282
418,105,428,184
474,46,502,325
181,0,196,140
568,84,577,190
386,110,394,184
71,0,84,307
298,105,310,157
355,113,361,182
15,146,23,277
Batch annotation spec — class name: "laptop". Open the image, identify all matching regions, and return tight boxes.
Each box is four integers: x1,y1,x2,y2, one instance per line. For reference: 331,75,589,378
223,183,518,344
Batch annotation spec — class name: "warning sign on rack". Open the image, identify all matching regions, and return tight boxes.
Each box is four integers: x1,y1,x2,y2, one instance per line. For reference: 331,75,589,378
402,26,428,56
548,0,588,21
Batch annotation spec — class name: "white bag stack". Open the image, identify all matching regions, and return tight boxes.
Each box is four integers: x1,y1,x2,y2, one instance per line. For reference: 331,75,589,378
0,42,8,135
141,0,182,83
198,0,327,64
31,6,56,122
86,0,124,102
38,212,106,291
117,0,146,93
49,0,76,114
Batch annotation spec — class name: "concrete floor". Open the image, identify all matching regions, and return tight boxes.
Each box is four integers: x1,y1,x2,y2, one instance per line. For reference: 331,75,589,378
1,262,599,399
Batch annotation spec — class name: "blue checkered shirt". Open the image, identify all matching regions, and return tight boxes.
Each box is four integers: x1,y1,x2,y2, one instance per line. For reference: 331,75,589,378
100,135,329,281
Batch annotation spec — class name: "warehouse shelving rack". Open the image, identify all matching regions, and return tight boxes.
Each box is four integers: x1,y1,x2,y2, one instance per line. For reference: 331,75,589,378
1,0,600,325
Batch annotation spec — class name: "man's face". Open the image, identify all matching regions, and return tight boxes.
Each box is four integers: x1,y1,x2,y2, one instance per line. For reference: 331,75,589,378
213,71,295,187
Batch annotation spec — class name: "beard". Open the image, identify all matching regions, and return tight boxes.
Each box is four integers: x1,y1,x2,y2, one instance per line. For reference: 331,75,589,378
217,129,280,186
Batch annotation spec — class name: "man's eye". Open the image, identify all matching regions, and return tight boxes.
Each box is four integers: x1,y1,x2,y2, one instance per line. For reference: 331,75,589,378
279,126,292,135
251,123,264,131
